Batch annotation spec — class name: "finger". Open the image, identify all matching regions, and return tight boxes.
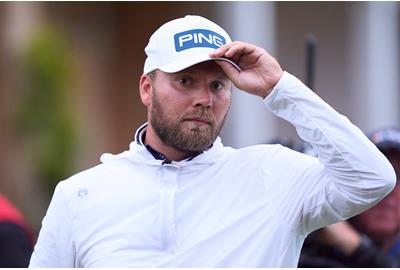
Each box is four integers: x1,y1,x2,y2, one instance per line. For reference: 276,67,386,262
215,60,240,85
210,44,241,66
209,41,247,58
222,44,260,67
210,43,240,59
223,42,257,59
209,44,231,58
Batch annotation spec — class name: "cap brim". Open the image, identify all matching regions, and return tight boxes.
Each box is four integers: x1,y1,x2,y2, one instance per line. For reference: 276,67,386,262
158,55,241,73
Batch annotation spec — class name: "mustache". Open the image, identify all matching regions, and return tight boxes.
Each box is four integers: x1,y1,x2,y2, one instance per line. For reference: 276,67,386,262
181,108,214,124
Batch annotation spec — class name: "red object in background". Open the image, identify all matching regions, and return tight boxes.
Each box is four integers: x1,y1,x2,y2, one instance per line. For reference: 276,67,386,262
0,194,26,225
0,193,35,244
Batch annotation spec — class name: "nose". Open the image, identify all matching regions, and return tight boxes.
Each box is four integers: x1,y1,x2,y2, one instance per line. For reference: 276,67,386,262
193,86,212,108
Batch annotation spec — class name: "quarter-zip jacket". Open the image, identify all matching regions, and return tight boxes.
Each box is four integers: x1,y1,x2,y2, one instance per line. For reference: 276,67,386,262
29,71,395,267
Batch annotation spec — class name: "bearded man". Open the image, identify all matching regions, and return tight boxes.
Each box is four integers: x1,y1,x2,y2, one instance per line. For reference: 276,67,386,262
29,15,395,268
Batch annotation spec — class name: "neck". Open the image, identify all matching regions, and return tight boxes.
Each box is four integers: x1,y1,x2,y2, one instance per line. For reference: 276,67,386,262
144,124,195,161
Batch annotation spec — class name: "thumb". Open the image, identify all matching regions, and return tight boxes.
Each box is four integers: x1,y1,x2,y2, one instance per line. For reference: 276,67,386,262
215,60,240,85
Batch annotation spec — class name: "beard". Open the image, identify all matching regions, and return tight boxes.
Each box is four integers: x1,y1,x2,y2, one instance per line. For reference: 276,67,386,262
149,87,229,153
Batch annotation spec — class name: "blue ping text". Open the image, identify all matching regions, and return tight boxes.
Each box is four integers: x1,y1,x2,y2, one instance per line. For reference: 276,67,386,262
174,29,226,52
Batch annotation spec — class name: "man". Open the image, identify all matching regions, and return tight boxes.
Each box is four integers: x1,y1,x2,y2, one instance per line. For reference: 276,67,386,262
29,15,395,267
299,127,400,267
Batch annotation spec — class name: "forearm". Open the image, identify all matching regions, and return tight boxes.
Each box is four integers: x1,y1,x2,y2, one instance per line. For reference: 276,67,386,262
265,72,395,221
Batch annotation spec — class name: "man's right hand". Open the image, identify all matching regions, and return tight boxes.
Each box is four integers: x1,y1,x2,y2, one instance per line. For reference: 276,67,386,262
209,41,283,99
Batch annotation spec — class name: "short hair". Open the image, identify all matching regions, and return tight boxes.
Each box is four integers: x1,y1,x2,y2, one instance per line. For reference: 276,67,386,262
147,70,157,82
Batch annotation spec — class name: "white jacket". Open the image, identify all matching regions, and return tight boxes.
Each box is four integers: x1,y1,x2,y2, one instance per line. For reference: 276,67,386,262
29,72,395,267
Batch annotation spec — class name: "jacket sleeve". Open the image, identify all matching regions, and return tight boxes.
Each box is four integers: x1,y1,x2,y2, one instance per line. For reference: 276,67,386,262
29,181,76,267
264,71,396,234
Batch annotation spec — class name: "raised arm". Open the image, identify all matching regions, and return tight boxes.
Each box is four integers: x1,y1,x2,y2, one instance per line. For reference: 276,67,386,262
211,41,396,233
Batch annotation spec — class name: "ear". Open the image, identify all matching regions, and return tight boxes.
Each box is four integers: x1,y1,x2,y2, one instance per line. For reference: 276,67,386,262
139,74,153,107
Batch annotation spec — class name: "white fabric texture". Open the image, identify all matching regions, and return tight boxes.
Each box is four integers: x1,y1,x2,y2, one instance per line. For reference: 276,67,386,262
29,71,395,267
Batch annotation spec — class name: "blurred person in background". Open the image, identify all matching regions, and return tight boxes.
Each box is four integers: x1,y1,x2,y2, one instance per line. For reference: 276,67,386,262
299,127,400,267
29,15,395,267
0,193,34,267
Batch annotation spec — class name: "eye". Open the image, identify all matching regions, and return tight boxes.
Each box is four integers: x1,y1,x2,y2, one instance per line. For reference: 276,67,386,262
210,81,224,91
178,76,193,86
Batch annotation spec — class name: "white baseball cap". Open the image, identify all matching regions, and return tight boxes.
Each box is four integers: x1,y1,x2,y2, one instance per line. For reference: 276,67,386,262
143,15,240,74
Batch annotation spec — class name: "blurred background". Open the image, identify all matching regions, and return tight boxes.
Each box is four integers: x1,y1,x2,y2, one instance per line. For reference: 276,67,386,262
0,1,399,233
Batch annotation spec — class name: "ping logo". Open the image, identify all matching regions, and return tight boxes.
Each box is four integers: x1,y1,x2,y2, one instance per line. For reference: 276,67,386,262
174,29,226,52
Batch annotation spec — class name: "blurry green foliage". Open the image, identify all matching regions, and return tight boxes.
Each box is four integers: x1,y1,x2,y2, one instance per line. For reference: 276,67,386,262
15,27,78,195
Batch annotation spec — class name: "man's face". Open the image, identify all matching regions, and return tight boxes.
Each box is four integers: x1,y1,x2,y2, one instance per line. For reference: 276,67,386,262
148,61,231,153
351,150,400,243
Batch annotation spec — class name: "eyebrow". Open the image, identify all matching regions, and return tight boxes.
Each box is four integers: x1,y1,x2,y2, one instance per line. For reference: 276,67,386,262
171,70,229,81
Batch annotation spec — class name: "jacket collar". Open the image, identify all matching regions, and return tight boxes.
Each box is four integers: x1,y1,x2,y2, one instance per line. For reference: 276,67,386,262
101,123,232,166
